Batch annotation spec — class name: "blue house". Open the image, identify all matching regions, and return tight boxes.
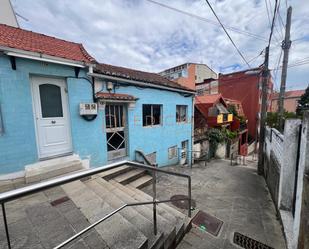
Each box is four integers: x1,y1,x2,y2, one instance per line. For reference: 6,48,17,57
0,24,195,177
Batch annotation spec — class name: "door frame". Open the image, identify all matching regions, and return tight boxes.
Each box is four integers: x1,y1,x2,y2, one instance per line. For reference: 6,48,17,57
104,103,128,160
30,75,73,159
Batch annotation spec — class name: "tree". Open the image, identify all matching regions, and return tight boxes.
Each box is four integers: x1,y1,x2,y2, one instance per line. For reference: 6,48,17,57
297,84,309,115
266,111,298,130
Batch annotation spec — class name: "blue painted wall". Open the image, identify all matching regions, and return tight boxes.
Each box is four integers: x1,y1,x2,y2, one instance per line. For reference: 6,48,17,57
0,54,193,174
0,55,105,174
97,80,193,167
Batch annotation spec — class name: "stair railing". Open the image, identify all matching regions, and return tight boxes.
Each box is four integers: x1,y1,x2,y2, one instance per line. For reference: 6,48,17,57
135,150,158,235
0,159,192,249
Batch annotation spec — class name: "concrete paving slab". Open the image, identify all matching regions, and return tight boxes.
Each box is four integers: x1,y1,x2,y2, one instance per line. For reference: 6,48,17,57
141,159,287,249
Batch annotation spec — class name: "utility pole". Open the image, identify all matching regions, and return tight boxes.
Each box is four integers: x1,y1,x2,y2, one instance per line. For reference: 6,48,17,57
258,46,270,175
278,6,292,131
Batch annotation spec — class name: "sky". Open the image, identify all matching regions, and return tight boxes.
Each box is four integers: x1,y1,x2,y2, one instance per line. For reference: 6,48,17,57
11,0,309,91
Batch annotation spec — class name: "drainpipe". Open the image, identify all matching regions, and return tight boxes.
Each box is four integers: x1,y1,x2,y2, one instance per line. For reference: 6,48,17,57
191,95,195,166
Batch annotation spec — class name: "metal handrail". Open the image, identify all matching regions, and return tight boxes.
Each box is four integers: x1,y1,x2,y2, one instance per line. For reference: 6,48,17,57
0,159,192,249
135,149,156,166
55,198,189,249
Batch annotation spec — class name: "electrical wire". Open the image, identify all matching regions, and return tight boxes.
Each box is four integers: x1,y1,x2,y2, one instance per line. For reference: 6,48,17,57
270,0,284,40
247,50,265,64
268,0,279,47
273,49,283,90
264,0,272,29
271,56,309,70
204,0,251,68
145,0,268,42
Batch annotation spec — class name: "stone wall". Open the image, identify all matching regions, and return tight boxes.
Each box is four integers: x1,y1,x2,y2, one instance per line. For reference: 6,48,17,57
265,152,281,207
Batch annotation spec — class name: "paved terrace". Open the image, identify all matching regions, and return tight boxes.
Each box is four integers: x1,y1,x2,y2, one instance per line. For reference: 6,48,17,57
0,159,286,249
143,159,286,249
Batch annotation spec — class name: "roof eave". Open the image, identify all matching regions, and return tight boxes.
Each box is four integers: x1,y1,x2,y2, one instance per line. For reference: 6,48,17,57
0,46,89,68
88,72,196,95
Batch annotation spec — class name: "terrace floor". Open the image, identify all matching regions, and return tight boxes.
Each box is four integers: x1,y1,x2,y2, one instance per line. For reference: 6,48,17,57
142,158,287,249
0,158,287,249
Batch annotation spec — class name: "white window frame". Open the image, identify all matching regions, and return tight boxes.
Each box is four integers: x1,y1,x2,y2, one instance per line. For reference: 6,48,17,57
168,145,178,159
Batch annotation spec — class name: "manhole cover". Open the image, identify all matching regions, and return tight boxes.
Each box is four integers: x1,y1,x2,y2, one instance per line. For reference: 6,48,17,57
233,232,274,249
170,195,196,210
192,210,223,236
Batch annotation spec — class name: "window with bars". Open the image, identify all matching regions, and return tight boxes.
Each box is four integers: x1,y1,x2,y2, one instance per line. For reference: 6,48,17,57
142,104,162,126
105,104,125,129
176,105,188,123
168,145,178,159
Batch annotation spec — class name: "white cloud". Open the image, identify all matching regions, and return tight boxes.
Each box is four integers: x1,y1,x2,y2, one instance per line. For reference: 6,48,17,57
12,0,309,89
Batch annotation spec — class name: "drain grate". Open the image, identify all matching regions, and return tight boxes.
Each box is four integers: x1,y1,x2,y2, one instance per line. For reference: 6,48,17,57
192,210,223,236
233,232,274,249
50,196,70,206
170,195,196,210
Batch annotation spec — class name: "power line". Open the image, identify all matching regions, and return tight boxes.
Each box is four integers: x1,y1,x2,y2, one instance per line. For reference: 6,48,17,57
266,0,280,43
271,0,284,39
271,56,309,70
264,0,272,28
268,0,278,46
247,50,265,64
273,49,283,90
145,0,268,42
276,0,285,29
204,0,251,68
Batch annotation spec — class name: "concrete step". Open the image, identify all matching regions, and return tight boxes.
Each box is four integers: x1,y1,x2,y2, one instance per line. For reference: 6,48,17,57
124,184,191,242
62,180,148,249
113,168,147,185
108,180,177,249
129,175,153,189
85,178,164,249
126,184,189,224
25,156,84,184
98,165,133,180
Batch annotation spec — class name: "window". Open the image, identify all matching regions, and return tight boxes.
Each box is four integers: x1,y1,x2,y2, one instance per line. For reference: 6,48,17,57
39,84,63,118
143,104,162,126
176,105,188,123
105,104,124,129
168,146,178,159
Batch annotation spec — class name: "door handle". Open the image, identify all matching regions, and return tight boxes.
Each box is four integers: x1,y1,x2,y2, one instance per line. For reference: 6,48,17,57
51,120,56,124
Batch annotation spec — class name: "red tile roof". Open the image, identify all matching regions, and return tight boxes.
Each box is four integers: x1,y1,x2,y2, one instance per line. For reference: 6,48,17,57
0,24,95,63
195,94,223,105
94,63,194,92
96,92,137,101
272,90,305,99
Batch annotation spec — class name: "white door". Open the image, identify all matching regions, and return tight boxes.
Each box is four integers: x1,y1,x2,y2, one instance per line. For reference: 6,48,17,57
31,76,73,159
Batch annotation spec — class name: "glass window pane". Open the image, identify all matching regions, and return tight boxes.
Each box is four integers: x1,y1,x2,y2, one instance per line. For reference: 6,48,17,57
105,105,111,128
110,105,115,128
39,84,63,118
143,105,152,126
120,106,123,127
181,106,187,122
115,105,119,127
152,105,161,125
107,131,125,151
176,106,180,122
176,105,187,122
